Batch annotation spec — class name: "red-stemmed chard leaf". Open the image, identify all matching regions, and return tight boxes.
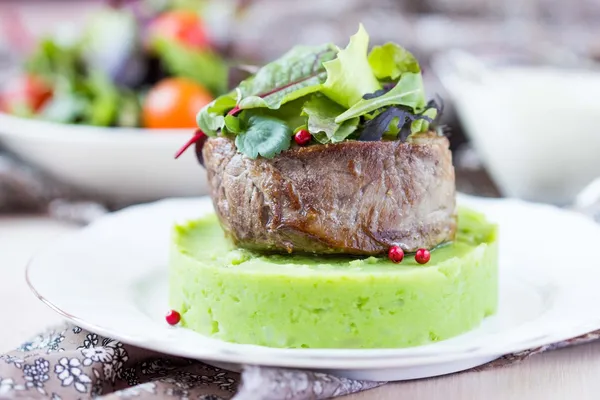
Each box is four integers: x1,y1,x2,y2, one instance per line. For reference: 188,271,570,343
174,130,207,167
235,44,338,110
179,44,338,159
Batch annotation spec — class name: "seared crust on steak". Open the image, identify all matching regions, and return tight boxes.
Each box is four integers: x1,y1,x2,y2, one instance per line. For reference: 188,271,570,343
203,132,456,255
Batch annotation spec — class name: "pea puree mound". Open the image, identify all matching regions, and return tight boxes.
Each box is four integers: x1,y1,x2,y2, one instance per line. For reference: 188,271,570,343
168,208,498,349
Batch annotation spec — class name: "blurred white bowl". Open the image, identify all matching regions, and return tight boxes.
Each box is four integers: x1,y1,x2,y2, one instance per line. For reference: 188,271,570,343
434,52,600,206
0,112,208,204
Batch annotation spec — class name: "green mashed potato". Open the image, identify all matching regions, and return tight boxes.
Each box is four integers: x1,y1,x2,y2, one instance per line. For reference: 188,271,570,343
169,208,498,349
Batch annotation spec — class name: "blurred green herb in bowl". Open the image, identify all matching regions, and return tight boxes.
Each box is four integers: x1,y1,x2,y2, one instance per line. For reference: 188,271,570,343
1,0,233,129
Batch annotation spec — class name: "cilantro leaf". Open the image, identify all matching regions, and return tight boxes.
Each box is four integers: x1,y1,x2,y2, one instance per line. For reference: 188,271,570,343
335,72,426,123
321,24,381,108
234,116,292,159
236,44,338,110
368,43,420,80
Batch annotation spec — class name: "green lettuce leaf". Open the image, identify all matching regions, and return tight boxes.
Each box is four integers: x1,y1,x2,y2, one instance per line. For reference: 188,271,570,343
191,24,439,159
321,24,381,108
234,116,292,159
224,114,243,134
335,72,426,123
302,95,343,138
196,92,237,135
368,43,420,80
301,95,358,143
332,118,359,142
312,119,358,144
236,44,338,110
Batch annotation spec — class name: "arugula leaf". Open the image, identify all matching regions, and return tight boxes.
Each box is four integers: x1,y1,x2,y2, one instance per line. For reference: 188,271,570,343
335,72,426,123
359,106,432,142
301,95,358,143
236,44,338,110
234,116,292,159
153,37,228,96
362,88,390,100
368,43,420,80
321,24,381,108
197,92,237,135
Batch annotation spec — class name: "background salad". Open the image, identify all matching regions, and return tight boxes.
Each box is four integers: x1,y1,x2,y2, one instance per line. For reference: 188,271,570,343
0,0,245,129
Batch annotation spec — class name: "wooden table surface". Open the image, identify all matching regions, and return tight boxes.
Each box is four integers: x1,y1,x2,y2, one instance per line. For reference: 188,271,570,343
1,215,600,399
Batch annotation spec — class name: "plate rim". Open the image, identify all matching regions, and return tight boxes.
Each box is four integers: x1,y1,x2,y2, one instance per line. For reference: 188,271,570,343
25,195,600,370
0,111,191,139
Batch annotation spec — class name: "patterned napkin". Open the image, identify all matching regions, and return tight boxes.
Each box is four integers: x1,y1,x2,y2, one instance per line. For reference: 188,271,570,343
1,323,600,400
0,323,385,399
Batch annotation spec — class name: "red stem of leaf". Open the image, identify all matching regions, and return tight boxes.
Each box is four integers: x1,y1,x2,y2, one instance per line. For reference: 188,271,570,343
227,74,319,117
258,76,315,98
227,105,241,116
174,130,205,159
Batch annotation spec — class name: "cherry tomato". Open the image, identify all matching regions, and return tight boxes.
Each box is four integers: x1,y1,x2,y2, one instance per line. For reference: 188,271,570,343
148,10,211,50
1,74,52,113
142,77,213,129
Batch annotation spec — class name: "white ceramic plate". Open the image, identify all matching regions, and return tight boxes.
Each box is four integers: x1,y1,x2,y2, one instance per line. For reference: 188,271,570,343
26,195,600,381
0,112,208,203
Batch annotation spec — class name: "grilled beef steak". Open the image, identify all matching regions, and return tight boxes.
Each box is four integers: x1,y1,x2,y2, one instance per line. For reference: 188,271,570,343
202,132,456,255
